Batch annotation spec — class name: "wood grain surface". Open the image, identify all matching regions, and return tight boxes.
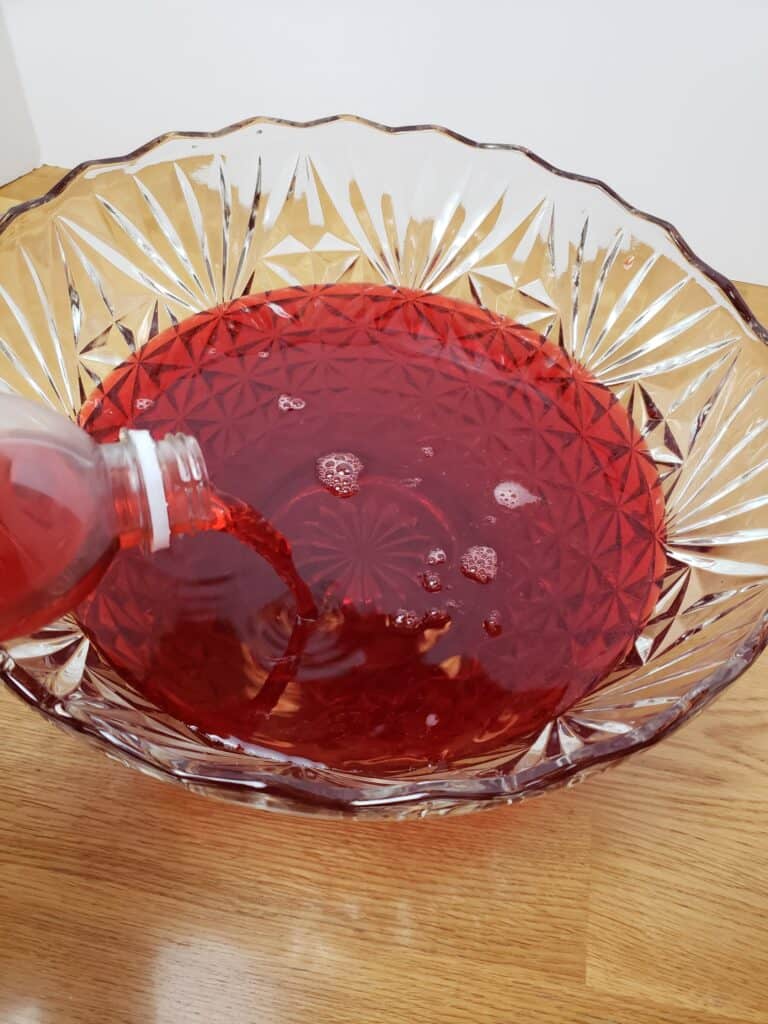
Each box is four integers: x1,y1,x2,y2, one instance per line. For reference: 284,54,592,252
1,168,767,1024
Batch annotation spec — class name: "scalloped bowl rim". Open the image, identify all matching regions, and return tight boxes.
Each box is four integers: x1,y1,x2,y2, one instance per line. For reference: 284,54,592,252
2,114,766,347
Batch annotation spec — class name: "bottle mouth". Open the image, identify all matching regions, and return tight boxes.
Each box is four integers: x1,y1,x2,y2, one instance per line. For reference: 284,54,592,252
157,432,214,537
120,429,213,552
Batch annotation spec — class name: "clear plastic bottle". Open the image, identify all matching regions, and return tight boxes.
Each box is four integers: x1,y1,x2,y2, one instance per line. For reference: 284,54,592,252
0,394,214,642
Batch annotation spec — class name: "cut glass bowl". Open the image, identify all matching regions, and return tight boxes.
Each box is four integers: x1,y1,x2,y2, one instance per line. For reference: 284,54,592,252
1,116,766,818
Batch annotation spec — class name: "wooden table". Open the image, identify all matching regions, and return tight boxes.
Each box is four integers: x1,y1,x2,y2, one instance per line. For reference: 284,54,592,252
1,168,767,1024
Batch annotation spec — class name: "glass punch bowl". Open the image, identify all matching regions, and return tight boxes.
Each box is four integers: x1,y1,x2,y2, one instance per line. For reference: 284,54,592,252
1,116,766,818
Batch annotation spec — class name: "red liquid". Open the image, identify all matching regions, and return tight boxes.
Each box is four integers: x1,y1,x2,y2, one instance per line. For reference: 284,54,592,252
210,490,317,621
0,438,116,640
78,285,666,774
208,490,318,719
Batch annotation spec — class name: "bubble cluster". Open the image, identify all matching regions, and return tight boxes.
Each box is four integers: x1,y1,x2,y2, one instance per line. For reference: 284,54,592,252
134,397,154,411
460,545,498,584
391,608,423,633
427,547,447,566
391,607,451,634
424,608,451,629
419,569,443,593
483,609,503,637
315,451,364,497
278,393,306,412
401,477,422,488
493,480,538,511
421,446,435,458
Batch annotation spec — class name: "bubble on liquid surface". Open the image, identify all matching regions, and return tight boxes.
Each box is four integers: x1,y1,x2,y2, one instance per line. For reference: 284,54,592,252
316,451,364,497
421,446,435,458
483,609,503,637
424,608,451,629
257,350,270,359
427,547,447,566
460,545,498,584
401,477,422,489
419,569,442,593
493,480,538,511
425,713,439,728
278,393,306,412
391,608,423,633
134,397,154,411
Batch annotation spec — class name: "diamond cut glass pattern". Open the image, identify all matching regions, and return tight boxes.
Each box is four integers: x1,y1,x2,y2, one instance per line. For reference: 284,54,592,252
0,117,766,817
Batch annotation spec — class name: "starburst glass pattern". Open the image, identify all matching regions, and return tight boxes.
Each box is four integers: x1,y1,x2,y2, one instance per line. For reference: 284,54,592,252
0,117,767,817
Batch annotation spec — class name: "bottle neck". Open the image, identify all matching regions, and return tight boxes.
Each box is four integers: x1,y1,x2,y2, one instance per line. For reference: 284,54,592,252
102,430,215,552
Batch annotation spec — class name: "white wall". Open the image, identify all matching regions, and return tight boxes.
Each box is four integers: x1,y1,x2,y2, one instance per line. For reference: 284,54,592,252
2,0,767,283
0,6,38,184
